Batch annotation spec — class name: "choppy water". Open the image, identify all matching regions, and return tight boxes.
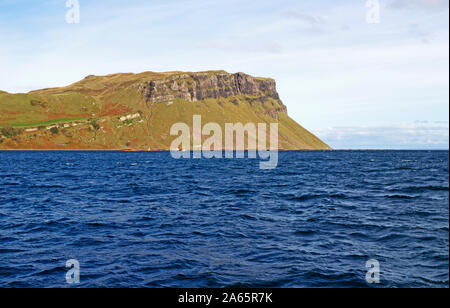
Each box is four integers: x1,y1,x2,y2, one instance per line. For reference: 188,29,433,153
0,150,448,288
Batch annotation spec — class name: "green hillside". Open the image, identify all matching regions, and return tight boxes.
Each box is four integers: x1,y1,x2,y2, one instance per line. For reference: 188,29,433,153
0,71,331,150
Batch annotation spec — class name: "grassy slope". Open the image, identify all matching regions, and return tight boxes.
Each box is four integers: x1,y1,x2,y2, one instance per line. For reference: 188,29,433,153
0,71,330,150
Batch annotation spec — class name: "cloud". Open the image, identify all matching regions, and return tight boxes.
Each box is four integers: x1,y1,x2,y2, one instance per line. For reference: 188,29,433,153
315,122,449,149
283,11,326,26
282,11,328,35
389,0,449,10
407,23,433,43
198,40,283,54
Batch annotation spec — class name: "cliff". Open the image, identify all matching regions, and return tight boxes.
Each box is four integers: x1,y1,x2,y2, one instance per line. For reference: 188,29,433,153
0,70,330,150
143,72,280,102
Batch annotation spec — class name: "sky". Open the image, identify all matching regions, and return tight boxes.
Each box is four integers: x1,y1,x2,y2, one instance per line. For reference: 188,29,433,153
0,0,448,149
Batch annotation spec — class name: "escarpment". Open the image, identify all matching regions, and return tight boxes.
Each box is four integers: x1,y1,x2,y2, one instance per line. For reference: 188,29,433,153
0,70,330,150
140,72,286,119
142,72,279,102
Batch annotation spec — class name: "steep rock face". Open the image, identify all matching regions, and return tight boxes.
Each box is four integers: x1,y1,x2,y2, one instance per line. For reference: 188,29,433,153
142,72,282,105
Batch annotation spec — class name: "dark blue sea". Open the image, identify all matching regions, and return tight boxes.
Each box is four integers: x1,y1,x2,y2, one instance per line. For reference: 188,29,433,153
0,150,448,288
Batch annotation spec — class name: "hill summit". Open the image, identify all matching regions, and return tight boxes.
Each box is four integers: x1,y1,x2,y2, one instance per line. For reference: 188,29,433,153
0,71,330,150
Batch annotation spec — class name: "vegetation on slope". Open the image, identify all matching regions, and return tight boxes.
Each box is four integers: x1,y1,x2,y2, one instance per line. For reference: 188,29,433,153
0,71,331,150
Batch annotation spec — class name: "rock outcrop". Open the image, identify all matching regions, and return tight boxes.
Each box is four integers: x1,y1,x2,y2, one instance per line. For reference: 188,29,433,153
142,72,281,104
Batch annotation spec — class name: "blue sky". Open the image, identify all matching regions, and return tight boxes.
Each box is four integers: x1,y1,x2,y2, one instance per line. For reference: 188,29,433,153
0,0,448,149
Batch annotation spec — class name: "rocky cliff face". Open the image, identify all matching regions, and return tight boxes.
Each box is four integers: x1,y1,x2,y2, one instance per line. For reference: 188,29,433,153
139,72,287,120
141,72,282,105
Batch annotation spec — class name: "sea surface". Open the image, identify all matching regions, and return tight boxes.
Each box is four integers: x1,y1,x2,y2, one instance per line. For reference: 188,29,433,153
0,150,448,288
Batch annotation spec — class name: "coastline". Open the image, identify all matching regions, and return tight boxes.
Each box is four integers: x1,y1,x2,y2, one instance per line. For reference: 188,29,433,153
1,149,448,152
0,145,333,152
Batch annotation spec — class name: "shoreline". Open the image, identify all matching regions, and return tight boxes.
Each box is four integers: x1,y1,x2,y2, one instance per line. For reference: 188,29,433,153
0,149,448,152
0,146,332,152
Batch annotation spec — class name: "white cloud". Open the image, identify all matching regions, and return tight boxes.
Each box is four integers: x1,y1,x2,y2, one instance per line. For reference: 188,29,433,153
283,11,326,26
315,122,449,149
389,0,449,10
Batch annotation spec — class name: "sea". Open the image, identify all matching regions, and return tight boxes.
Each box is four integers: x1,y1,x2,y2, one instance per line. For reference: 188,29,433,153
0,150,448,288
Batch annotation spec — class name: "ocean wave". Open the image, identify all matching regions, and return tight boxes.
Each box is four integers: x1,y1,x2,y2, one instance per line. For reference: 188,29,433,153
0,150,447,288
